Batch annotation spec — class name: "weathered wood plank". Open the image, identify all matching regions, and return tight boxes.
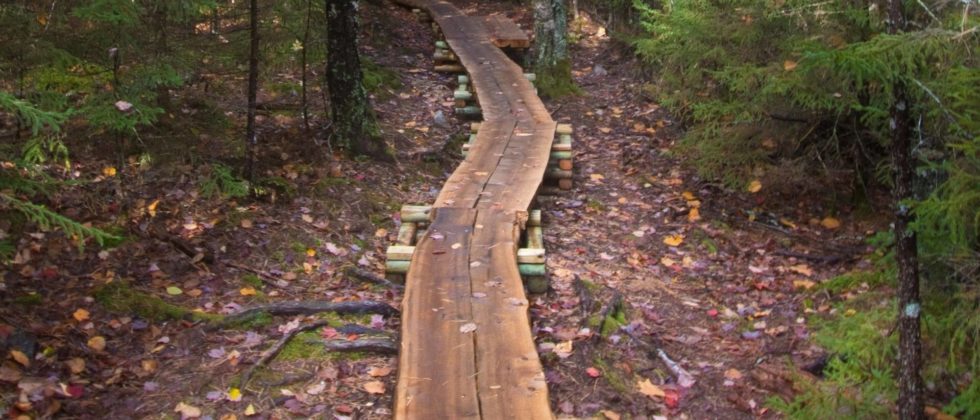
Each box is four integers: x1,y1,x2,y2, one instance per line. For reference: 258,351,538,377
484,15,530,48
395,208,480,419
469,212,551,419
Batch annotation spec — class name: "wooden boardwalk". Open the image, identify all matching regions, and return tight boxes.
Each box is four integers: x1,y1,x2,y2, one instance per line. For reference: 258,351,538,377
391,1,555,419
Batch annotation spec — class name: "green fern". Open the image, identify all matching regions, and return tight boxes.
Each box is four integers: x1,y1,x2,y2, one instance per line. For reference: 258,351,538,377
0,194,120,249
200,163,251,198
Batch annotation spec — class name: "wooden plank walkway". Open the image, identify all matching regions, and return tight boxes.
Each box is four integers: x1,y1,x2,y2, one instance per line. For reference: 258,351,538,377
390,1,555,419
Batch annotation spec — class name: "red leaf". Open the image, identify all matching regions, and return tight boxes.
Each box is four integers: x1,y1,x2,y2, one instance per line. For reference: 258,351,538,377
321,327,338,339
586,367,601,378
67,384,85,398
664,388,680,409
707,309,719,317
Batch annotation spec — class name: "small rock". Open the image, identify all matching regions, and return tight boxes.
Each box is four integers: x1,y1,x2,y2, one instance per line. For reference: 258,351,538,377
433,110,448,127
593,64,608,76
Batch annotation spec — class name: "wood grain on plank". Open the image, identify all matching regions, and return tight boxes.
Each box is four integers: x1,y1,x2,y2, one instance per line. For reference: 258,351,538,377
395,208,480,419
469,211,551,419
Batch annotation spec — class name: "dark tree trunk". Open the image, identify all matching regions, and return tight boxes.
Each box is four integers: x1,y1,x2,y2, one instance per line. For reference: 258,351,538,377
886,1,923,419
301,0,312,132
244,0,260,181
324,0,387,159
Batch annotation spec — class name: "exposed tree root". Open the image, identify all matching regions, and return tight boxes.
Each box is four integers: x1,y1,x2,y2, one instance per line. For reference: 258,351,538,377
344,266,404,290
321,338,398,354
240,320,331,387
220,301,399,327
241,322,399,387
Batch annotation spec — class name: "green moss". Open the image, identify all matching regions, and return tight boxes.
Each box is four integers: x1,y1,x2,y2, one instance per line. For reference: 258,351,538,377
289,241,308,254
257,176,297,199
599,299,628,337
94,281,220,323
586,198,606,212
241,274,264,289
279,331,329,360
13,292,43,306
817,270,891,295
362,59,403,95
213,311,273,330
534,60,581,99
592,356,631,394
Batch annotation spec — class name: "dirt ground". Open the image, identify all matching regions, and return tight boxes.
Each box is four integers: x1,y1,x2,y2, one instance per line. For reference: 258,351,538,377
0,1,882,419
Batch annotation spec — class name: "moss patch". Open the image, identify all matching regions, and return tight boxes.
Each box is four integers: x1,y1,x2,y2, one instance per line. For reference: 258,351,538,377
534,60,581,99
94,281,220,323
13,292,43,306
279,331,329,360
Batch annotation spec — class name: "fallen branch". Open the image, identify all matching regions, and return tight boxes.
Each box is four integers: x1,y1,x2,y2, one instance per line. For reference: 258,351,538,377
573,275,595,318
221,301,399,326
137,225,215,264
320,338,398,355
241,320,330,387
773,249,854,265
344,266,404,290
223,261,288,288
336,323,392,336
657,348,696,388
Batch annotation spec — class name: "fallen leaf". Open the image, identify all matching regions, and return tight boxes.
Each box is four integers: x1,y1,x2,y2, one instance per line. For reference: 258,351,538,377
637,378,665,399
66,358,85,374
87,336,106,352
9,350,29,367
586,367,601,378
783,60,798,71
305,248,316,257
688,207,701,222
244,404,257,416
724,368,743,380
363,381,386,394
821,217,841,229
789,264,813,276
147,199,160,217
793,279,816,290
114,100,133,112
301,214,314,224
239,287,257,296
663,235,685,247
554,340,573,359
368,366,392,377
459,322,477,333
374,228,388,238
601,410,621,420
0,364,22,383
166,286,183,296
682,191,696,201
306,381,326,395
73,308,90,322
240,219,253,228
174,402,202,419
228,387,243,402
589,173,605,181
102,166,117,177
747,180,763,193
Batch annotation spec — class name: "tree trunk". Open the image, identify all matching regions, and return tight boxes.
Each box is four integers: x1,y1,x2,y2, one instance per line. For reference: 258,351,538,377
244,0,260,182
886,1,924,419
532,0,575,97
324,0,388,159
301,0,312,132
533,0,567,68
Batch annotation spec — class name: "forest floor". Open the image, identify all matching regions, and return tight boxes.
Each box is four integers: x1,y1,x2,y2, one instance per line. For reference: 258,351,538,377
1,1,888,419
